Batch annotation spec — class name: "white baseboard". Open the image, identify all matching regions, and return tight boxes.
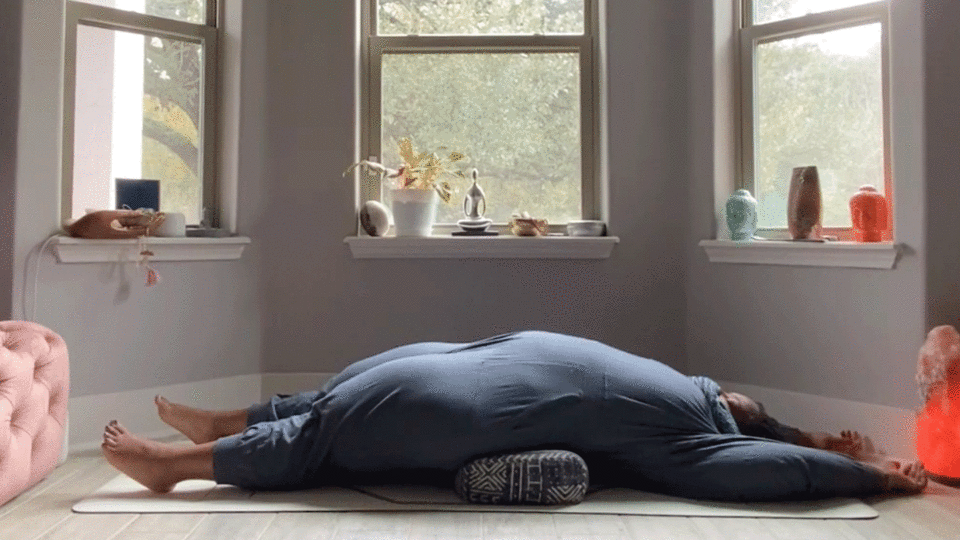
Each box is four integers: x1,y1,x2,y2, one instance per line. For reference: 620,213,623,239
66,373,917,461
69,374,262,454
719,381,918,460
260,372,337,401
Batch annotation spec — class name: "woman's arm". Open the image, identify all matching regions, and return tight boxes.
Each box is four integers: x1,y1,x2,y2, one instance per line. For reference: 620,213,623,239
632,434,925,501
791,429,928,493
791,429,877,458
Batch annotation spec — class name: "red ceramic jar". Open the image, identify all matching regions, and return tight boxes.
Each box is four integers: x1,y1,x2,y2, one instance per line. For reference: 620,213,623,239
849,185,889,242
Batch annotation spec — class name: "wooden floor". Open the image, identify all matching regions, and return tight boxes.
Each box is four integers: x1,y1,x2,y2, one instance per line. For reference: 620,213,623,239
3,454,960,540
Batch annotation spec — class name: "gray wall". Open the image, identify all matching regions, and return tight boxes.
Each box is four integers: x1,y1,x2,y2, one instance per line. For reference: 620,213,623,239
0,0,22,320
924,1,960,332
8,0,954,416
256,0,693,375
685,0,929,410
10,0,267,397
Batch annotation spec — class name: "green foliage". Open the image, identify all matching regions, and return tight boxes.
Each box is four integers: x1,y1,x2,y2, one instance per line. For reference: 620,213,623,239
377,0,585,224
378,0,582,35
754,0,875,25
139,0,204,221
145,0,204,23
143,36,201,133
382,51,582,224
753,24,884,228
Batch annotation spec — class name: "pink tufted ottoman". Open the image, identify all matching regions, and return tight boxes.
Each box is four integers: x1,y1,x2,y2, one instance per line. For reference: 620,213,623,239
0,321,69,506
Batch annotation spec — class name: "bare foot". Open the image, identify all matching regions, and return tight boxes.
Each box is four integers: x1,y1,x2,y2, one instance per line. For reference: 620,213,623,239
101,421,184,493
155,395,221,444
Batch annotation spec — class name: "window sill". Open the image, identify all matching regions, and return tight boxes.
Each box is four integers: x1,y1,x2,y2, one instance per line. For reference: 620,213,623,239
52,236,251,263
699,240,900,269
345,235,620,259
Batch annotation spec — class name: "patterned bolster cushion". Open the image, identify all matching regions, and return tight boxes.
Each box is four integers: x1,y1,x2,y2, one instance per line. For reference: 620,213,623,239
455,450,589,505
0,321,69,507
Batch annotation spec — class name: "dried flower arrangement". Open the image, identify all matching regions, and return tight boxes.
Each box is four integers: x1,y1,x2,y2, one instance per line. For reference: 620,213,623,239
344,137,467,203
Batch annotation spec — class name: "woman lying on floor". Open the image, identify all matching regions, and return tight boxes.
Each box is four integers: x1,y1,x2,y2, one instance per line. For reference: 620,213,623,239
102,331,927,502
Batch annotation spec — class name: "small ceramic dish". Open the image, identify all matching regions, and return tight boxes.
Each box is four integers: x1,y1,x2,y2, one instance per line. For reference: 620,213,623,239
566,220,606,237
509,218,549,236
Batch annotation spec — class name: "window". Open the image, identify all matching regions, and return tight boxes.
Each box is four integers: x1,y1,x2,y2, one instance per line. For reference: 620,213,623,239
62,0,219,226
739,0,890,238
360,0,599,227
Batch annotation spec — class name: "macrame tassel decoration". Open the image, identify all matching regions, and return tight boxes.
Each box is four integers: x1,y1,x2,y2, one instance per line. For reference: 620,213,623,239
145,264,160,287
137,236,161,287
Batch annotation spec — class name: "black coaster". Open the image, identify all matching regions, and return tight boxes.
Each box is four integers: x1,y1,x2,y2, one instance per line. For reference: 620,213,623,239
452,230,499,236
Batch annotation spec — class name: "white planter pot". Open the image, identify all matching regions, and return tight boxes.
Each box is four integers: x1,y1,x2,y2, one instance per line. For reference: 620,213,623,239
390,188,439,237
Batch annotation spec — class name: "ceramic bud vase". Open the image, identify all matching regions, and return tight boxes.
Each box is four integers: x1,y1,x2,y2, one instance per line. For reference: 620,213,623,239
725,189,758,241
391,188,439,237
788,166,822,240
849,185,889,242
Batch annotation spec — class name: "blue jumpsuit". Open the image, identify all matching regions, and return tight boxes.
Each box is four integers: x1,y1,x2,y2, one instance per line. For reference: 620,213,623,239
212,331,884,501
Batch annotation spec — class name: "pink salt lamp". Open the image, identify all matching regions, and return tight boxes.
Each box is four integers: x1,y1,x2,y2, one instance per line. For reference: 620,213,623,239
916,325,960,481
849,185,889,242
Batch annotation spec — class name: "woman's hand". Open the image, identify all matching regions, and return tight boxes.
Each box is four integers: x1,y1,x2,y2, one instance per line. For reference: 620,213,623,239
840,430,877,455
811,429,879,460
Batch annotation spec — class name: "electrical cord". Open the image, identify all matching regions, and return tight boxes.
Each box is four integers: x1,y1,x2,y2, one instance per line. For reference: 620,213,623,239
26,234,60,323
27,210,166,321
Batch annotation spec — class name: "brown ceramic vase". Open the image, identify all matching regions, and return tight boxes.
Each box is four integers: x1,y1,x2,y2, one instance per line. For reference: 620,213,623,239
788,166,822,240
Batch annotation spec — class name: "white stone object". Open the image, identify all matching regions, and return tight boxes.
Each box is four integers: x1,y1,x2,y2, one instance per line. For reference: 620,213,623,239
359,200,391,237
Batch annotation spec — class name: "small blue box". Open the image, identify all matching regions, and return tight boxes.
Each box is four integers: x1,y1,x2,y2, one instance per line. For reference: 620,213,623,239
116,179,160,211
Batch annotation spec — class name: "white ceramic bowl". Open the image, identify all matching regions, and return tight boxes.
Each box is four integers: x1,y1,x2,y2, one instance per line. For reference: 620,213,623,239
566,220,606,237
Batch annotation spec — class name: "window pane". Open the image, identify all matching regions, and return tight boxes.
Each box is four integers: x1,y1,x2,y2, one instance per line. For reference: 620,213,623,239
377,0,584,35
754,0,876,25
77,0,206,25
754,24,883,229
382,53,582,224
72,24,203,222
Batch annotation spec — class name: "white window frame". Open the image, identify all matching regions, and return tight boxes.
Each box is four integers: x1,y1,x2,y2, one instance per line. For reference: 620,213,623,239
359,0,601,230
62,1,220,227
738,0,891,240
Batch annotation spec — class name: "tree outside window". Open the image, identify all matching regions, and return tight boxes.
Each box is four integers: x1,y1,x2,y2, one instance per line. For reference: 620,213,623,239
742,0,889,234
66,0,215,225
364,0,598,226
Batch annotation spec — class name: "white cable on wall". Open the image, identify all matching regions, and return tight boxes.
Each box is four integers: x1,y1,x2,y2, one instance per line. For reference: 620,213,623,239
27,234,60,323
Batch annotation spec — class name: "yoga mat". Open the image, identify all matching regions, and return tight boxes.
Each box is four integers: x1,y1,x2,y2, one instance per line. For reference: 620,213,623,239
73,476,878,519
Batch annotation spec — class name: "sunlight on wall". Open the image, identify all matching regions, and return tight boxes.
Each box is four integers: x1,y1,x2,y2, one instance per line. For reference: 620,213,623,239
111,0,146,204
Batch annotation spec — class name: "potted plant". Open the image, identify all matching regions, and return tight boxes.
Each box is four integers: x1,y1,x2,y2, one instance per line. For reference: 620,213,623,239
345,138,467,237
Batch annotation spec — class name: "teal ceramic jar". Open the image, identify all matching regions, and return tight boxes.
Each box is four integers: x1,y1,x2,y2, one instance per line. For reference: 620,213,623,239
726,189,758,241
